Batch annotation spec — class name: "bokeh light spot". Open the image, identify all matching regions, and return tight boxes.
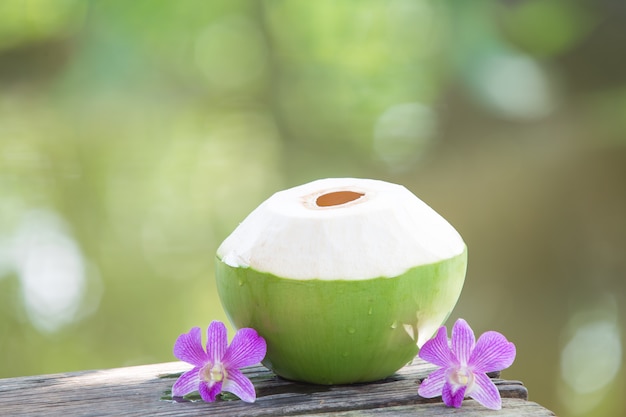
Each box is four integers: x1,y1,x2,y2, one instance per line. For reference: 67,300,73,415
5,209,101,333
558,299,622,416
373,102,436,170
472,53,555,121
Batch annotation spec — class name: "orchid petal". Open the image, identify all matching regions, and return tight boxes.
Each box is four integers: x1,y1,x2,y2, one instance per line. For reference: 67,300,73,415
451,319,475,366
171,367,201,397
222,328,267,368
206,321,228,363
173,327,208,366
470,331,516,373
199,380,222,402
469,372,502,410
418,326,454,368
223,368,257,403
442,382,466,408
417,368,447,398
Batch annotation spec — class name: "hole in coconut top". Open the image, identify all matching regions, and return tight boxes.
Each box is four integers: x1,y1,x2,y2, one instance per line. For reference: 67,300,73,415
315,191,365,207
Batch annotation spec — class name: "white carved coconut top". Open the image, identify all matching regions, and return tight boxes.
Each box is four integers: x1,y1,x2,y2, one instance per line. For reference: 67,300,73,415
217,178,465,280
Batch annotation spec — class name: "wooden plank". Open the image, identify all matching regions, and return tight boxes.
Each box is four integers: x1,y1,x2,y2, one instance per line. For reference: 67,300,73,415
307,400,555,417
0,359,553,417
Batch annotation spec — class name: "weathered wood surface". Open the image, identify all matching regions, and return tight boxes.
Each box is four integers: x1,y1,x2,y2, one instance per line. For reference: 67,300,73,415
0,358,554,416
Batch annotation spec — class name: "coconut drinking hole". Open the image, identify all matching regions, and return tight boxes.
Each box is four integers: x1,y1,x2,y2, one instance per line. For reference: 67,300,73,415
316,191,365,207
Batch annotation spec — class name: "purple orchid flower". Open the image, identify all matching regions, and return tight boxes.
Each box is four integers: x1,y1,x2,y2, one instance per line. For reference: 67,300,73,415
417,318,516,410
172,321,267,403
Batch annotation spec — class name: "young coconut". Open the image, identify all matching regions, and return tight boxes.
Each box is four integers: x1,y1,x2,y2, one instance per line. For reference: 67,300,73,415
216,178,467,385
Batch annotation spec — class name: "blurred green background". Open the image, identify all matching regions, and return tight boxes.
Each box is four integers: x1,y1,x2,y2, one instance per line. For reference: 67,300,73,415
1,1,625,415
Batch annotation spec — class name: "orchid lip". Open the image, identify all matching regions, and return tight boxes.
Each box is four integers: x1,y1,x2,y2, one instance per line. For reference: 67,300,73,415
201,362,226,383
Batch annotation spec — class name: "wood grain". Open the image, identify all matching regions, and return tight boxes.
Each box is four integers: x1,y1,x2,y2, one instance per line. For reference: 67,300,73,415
0,359,554,416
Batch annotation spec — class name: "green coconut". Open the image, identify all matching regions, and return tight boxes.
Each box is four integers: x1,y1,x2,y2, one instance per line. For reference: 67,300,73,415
215,178,467,385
